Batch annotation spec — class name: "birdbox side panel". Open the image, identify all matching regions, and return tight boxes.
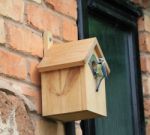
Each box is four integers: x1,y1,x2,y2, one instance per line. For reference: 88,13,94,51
41,67,87,116
85,63,107,116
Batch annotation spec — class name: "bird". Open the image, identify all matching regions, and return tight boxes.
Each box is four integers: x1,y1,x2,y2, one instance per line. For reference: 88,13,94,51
95,58,108,91
98,58,108,79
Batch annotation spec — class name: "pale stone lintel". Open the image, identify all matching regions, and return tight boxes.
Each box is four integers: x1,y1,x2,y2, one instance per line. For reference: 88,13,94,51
0,78,36,112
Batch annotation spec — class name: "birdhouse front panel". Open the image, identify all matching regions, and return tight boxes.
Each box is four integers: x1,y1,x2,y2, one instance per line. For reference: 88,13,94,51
38,37,110,122
41,67,86,117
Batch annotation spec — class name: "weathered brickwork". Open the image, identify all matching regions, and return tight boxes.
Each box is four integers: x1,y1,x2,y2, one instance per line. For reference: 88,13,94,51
0,91,34,135
44,0,77,19
0,0,24,22
2,0,149,135
132,0,150,8
133,0,150,134
0,48,27,80
0,0,77,134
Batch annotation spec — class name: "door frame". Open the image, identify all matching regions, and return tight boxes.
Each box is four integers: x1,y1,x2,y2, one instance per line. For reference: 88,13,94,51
77,0,145,135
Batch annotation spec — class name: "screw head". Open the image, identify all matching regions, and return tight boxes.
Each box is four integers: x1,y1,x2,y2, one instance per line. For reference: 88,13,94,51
49,38,52,42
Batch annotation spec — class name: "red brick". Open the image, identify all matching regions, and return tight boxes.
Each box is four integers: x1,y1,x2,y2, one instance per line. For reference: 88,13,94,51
138,17,145,31
21,85,41,114
140,55,150,72
26,3,61,37
143,77,150,96
0,17,5,43
144,98,150,118
132,0,142,5
132,0,150,8
44,0,77,19
138,15,150,32
28,60,40,86
139,32,150,52
62,18,78,41
6,22,43,57
0,49,27,79
0,0,24,22
142,0,150,8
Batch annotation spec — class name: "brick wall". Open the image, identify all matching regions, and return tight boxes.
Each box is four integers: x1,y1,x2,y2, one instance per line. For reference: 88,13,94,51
0,0,77,134
132,0,150,135
1,0,149,135
139,13,150,135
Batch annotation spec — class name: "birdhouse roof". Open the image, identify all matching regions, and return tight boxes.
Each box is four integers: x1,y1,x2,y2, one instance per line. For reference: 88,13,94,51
38,37,110,73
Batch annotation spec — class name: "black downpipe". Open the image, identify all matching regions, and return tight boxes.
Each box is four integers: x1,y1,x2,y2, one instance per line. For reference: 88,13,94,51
77,0,94,134
65,0,85,135
65,122,76,135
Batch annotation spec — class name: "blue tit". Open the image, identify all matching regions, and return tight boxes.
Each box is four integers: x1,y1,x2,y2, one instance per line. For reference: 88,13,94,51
99,58,108,79
96,63,103,77
96,58,108,92
92,61,103,78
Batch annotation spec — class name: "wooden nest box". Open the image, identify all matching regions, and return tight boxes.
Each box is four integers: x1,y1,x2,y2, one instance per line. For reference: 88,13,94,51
38,32,110,122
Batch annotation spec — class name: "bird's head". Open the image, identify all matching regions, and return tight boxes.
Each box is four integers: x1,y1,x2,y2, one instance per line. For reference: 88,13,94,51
98,57,105,64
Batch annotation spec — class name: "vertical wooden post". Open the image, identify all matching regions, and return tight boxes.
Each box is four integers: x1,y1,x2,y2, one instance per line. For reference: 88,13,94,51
43,31,53,56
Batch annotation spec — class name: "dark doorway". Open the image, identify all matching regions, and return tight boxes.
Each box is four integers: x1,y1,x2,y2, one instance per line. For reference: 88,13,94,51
78,0,145,135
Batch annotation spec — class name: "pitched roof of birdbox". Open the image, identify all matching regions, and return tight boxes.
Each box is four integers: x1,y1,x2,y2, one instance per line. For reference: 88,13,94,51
38,37,110,73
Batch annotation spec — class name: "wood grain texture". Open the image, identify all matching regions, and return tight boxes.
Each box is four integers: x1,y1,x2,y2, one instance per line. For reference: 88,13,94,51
49,111,103,122
41,54,107,121
42,67,86,117
38,37,110,73
43,31,53,56
85,63,107,116
39,37,109,121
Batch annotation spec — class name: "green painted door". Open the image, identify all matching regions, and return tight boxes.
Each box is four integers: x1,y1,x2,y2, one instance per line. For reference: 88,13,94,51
88,13,134,135
79,1,144,135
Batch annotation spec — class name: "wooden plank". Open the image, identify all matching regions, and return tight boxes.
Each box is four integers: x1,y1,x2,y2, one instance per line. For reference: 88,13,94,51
42,71,60,116
85,62,107,116
39,60,85,72
84,49,107,116
49,111,103,122
42,67,85,117
38,37,110,74
38,38,98,72
43,31,53,56
42,64,106,121
40,36,109,121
